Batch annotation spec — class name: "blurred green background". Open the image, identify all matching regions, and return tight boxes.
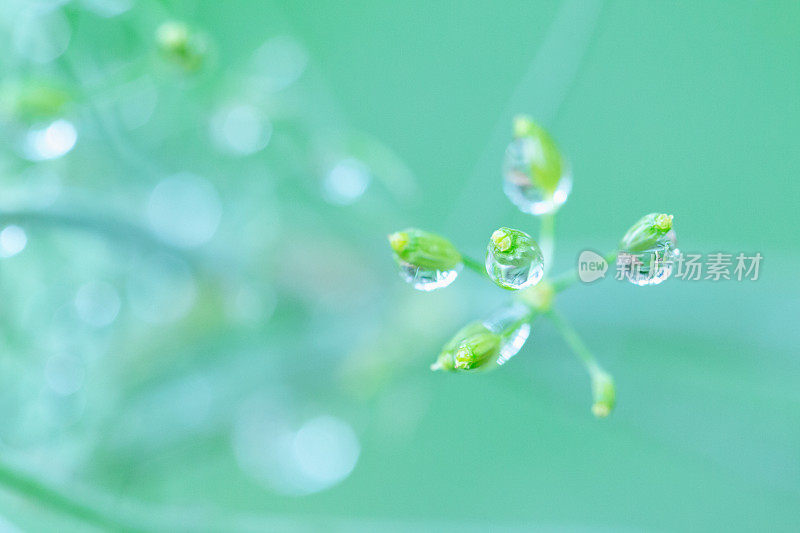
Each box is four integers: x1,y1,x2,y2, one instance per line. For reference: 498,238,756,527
0,0,798,531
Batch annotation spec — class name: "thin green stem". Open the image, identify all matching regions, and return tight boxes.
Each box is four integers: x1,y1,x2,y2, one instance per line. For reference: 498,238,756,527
547,307,601,376
539,213,555,274
462,254,488,278
0,461,144,531
0,208,193,259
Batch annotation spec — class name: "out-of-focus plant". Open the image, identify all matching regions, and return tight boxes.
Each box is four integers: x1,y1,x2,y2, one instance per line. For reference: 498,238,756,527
0,3,420,528
388,115,679,417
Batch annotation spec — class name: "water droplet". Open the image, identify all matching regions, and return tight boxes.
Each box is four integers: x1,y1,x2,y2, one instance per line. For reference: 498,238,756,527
13,8,71,64
74,281,121,328
292,416,360,488
147,173,222,248
0,225,28,258
323,158,370,205
249,36,308,93
79,0,133,18
482,303,531,365
44,353,85,395
233,395,360,496
397,261,460,292
503,137,572,215
209,104,271,155
622,231,679,286
23,119,77,161
485,235,544,290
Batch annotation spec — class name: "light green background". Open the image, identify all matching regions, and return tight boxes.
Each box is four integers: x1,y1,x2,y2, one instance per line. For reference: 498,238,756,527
1,1,798,531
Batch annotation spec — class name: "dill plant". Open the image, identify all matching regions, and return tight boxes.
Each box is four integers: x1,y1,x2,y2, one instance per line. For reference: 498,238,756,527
388,115,678,417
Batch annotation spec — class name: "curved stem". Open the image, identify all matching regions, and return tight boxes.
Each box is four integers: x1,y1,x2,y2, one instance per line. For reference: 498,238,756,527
461,254,488,279
0,208,193,260
547,307,601,377
0,461,144,532
539,213,555,274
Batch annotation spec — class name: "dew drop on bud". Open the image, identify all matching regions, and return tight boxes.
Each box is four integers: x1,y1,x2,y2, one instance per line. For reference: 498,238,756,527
485,229,544,290
397,261,461,292
389,229,462,292
482,303,531,365
624,230,680,286
503,137,572,215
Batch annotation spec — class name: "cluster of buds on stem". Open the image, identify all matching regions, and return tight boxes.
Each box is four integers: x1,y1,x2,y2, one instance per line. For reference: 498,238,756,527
387,115,679,418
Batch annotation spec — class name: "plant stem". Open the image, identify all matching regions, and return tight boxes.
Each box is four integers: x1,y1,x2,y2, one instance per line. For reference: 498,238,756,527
547,307,601,376
539,213,555,274
462,254,488,278
550,250,618,293
0,461,143,531
0,208,191,259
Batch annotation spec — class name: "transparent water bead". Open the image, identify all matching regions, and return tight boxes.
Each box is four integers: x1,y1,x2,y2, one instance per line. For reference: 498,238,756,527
482,303,531,365
23,119,77,161
389,228,462,292
503,136,572,215
485,228,544,290
623,232,679,287
397,261,461,292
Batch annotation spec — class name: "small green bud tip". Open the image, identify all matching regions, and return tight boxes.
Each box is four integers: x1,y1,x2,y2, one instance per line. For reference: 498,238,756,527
431,350,455,372
654,213,673,232
513,115,536,138
591,371,616,418
453,345,474,370
156,21,190,51
156,21,206,71
490,229,512,252
454,332,501,370
488,227,536,257
592,403,611,418
388,232,408,254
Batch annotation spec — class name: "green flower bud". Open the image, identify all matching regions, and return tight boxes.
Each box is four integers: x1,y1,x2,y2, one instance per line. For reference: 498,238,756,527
509,115,564,194
156,21,207,71
454,332,502,370
431,322,501,372
591,370,616,418
619,213,674,254
388,228,461,271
